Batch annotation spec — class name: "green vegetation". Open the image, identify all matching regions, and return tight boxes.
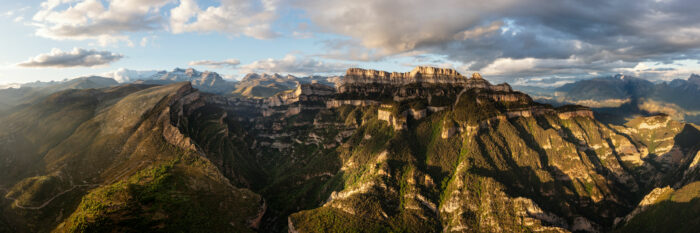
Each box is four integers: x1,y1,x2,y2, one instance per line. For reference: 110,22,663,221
451,90,499,125
5,175,68,207
616,182,700,233
59,150,261,233
2,79,699,233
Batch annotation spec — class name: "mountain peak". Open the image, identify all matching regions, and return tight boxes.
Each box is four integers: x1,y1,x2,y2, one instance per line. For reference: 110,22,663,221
689,73,700,84
158,68,223,85
185,68,198,76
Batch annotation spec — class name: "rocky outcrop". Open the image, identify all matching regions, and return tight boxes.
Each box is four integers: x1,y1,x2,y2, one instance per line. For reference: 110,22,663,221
408,108,427,120
338,67,518,106
260,83,336,118
265,83,335,107
557,109,595,119
288,217,299,233
441,120,458,139
617,186,673,226
343,66,468,85
325,99,380,108
505,106,557,118
378,105,407,130
248,200,267,229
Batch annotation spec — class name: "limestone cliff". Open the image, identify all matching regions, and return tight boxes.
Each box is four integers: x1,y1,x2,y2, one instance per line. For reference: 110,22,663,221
2,66,698,233
343,66,467,85
265,83,335,107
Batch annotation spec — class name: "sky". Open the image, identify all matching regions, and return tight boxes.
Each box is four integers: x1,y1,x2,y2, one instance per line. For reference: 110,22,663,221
1,0,700,86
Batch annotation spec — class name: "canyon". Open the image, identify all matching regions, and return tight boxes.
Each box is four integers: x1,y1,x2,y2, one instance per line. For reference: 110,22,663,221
0,67,698,233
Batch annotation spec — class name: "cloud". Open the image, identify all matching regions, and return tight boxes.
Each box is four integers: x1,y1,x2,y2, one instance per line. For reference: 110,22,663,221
101,68,162,82
296,0,700,80
291,22,314,39
188,59,241,68
5,6,30,17
32,0,171,45
613,60,700,81
511,76,584,88
169,0,280,39
30,0,282,44
18,48,123,68
239,54,351,75
139,35,157,47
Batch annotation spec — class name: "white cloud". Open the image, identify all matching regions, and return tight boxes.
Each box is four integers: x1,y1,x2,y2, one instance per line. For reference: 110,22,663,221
30,0,282,44
18,48,123,68
32,0,171,45
613,60,700,81
4,6,29,17
188,59,241,68
140,37,149,47
101,68,162,82
291,22,313,39
478,58,537,76
239,54,351,76
139,35,157,47
169,0,280,39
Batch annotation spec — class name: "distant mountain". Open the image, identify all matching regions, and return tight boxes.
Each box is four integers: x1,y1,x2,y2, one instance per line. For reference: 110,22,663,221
555,75,654,101
101,67,239,94
98,68,342,98
517,74,700,124
231,73,338,98
0,76,118,115
2,67,698,233
138,68,237,94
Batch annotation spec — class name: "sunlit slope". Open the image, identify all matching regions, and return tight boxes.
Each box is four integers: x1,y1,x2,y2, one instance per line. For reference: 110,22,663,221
0,83,263,233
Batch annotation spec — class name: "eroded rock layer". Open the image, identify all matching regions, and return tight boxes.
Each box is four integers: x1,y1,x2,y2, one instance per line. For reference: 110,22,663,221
1,66,698,233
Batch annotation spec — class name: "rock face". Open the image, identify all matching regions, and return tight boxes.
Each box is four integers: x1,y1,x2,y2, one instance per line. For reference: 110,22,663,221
260,83,335,117
338,67,515,104
618,186,673,226
377,105,407,130
158,68,229,88
557,109,595,119
343,66,468,85
332,66,593,131
265,83,335,107
2,65,699,233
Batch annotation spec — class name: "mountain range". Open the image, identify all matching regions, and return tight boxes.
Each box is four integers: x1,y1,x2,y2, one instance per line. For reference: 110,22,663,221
518,74,700,124
0,68,337,115
0,66,699,233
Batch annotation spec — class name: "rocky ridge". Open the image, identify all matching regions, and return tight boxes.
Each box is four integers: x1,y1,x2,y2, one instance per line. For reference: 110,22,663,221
1,66,698,233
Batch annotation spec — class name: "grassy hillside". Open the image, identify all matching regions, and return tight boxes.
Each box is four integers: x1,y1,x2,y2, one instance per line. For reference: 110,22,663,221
0,83,263,233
